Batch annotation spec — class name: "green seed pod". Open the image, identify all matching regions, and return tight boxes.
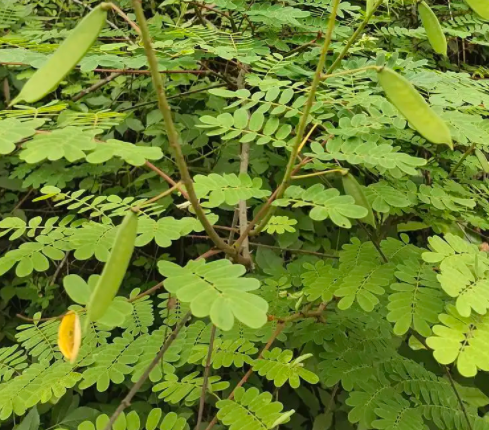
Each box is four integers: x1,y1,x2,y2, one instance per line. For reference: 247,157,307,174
475,149,489,173
11,3,110,105
377,67,452,148
465,0,489,20
342,173,376,228
87,211,138,322
418,1,447,56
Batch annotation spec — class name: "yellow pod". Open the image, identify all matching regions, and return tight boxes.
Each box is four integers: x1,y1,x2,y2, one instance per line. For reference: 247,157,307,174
87,211,138,322
418,1,447,56
377,67,452,148
58,311,81,364
11,3,110,105
465,0,489,20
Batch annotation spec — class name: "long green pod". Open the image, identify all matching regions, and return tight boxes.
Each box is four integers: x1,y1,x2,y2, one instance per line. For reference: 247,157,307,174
87,211,138,322
11,3,110,105
342,173,376,228
377,67,452,148
475,149,489,173
465,0,489,20
418,1,447,56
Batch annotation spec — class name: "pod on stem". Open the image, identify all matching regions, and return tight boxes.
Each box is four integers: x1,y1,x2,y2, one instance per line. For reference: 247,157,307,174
11,3,111,105
87,210,138,322
377,67,452,148
418,1,447,56
342,172,376,228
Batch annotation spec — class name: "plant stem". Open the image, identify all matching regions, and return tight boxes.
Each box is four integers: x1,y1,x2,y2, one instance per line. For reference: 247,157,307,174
449,144,475,178
132,0,245,262
102,311,192,430
291,168,348,180
195,325,217,430
233,0,342,248
321,65,381,80
108,2,142,34
326,0,383,74
204,323,285,430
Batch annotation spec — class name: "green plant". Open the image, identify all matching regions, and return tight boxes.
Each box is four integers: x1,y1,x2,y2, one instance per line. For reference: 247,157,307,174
2,1,489,430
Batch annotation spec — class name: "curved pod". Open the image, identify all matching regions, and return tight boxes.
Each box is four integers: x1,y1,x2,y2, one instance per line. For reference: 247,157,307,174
377,67,452,148
87,211,138,322
342,173,376,228
465,0,489,20
11,3,110,105
418,1,447,56
58,311,81,363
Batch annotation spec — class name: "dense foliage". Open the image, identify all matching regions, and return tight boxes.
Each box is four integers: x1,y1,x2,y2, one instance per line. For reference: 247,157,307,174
3,0,489,429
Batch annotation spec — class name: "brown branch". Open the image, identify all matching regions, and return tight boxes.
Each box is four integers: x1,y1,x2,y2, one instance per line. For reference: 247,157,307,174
249,242,339,259
102,311,192,430
108,2,142,34
187,1,238,32
0,62,208,75
196,325,217,430
128,281,164,303
72,72,121,102
204,323,285,430
144,162,189,200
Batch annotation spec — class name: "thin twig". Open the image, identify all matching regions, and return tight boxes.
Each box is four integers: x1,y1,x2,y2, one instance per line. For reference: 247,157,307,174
449,144,475,178
237,67,251,261
204,323,286,430
102,311,191,430
249,242,339,258
196,325,217,430
132,181,182,212
72,72,121,101
144,162,189,200
128,281,164,303
118,84,225,112
108,2,142,34
444,367,473,430
233,0,342,247
326,0,383,74
71,0,134,43
0,62,208,75
132,0,247,265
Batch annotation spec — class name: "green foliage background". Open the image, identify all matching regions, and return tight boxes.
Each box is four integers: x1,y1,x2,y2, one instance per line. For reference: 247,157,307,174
2,0,489,429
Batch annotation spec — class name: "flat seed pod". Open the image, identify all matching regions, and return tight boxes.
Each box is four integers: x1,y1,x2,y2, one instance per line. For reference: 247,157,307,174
58,311,81,363
87,211,138,322
342,173,376,228
475,149,489,173
11,3,110,105
418,1,447,56
465,0,489,20
377,67,452,148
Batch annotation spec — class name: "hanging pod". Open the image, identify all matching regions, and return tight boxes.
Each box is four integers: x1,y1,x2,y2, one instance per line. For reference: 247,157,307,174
87,210,138,322
11,3,111,105
58,311,82,363
418,1,447,56
465,0,489,20
341,173,376,228
475,149,489,173
366,0,374,15
377,67,452,148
